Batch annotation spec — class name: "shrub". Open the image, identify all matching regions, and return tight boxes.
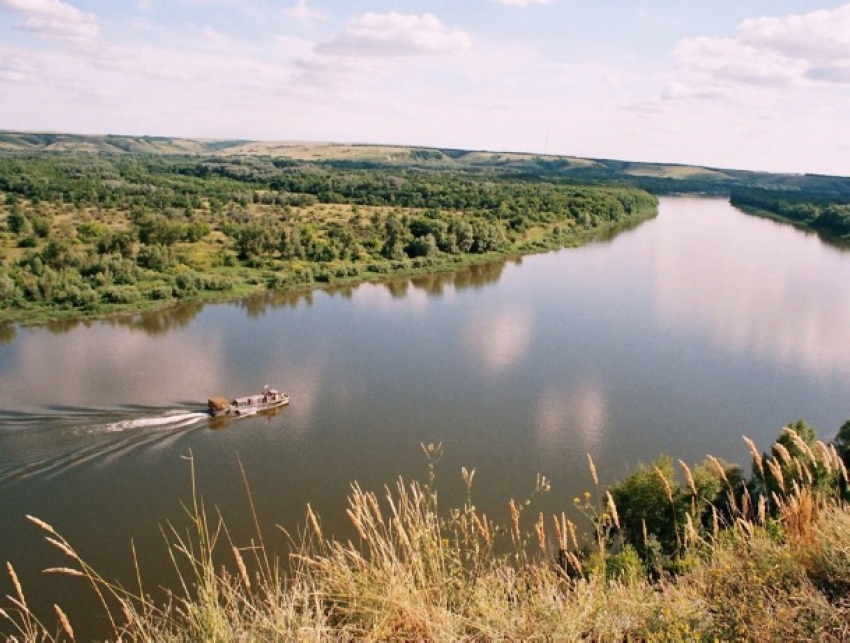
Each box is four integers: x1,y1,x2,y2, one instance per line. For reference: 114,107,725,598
102,285,141,304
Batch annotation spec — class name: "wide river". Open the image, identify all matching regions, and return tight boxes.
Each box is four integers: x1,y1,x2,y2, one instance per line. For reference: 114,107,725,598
1,196,849,635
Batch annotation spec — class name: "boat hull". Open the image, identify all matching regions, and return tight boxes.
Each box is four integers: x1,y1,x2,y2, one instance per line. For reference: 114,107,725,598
208,391,289,417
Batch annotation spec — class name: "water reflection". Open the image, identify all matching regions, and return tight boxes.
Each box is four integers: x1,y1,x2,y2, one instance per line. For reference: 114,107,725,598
0,324,227,410
464,307,533,376
0,322,15,345
535,377,609,455
652,199,850,378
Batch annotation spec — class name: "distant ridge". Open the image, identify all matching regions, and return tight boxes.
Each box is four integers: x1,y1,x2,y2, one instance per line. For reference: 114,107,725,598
2,129,849,195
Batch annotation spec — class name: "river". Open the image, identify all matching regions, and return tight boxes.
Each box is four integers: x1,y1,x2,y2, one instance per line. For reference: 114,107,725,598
1,196,849,636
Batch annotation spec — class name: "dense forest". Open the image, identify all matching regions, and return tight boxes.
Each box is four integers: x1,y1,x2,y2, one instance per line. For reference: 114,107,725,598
0,151,657,323
731,186,850,239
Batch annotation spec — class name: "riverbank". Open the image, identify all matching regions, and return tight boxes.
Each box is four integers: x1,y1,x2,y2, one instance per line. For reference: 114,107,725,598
0,202,657,328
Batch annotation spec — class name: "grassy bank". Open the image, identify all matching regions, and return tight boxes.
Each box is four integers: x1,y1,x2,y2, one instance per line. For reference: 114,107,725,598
3,423,849,641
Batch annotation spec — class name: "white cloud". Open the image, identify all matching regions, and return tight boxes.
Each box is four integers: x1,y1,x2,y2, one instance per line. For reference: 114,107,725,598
490,0,553,6
283,0,325,21
673,4,850,89
317,12,472,58
0,51,35,82
0,0,99,45
673,36,806,88
738,5,850,62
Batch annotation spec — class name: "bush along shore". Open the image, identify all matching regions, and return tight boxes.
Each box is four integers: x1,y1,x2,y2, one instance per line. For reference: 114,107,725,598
0,153,657,325
3,419,850,641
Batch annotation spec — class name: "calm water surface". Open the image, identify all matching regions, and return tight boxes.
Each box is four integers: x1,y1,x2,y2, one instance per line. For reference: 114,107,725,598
1,197,849,634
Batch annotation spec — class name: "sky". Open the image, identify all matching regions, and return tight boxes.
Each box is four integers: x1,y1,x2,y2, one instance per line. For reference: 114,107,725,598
1,1,849,175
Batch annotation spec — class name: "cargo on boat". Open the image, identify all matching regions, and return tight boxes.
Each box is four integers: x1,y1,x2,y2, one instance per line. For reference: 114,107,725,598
208,386,289,417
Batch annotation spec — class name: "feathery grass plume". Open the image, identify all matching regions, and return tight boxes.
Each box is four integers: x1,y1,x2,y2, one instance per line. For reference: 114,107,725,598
678,459,697,496
43,567,86,577
828,444,845,473
740,489,752,520
536,512,546,553
25,514,57,535
566,551,583,575
736,517,753,539
815,441,832,474
6,562,26,612
784,427,816,462
758,495,767,526
684,513,697,546
552,514,566,552
606,491,620,530
654,466,674,503
707,455,730,487
837,453,849,484
232,546,251,591
587,453,599,487
567,519,579,551
509,499,521,546
54,604,75,641
773,442,793,466
767,458,786,493
45,536,78,561
306,503,323,542
473,511,491,547
743,435,765,478
794,459,806,483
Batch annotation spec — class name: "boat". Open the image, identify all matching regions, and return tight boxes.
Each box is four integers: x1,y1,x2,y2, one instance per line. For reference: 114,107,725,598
208,386,289,417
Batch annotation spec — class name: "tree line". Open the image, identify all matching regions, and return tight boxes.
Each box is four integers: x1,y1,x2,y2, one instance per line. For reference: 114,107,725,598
0,152,657,321
731,186,850,238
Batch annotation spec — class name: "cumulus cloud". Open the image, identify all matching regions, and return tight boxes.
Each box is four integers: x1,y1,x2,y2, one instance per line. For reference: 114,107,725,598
672,4,850,89
0,0,99,45
737,5,850,61
317,12,472,58
673,36,806,88
490,0,553,6
283,0,325,21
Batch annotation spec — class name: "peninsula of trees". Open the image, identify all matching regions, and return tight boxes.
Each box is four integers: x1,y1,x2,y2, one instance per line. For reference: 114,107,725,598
0,148,656,324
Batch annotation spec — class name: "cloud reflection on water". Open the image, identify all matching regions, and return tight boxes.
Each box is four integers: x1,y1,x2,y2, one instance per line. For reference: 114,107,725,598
463,307,532,376
651,199,850,378
0,325,227,411
535,377,610,457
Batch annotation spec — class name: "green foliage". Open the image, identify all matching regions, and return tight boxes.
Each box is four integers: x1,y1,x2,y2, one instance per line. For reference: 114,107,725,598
731,187,850,238
608,455,684,560
0,149,661,323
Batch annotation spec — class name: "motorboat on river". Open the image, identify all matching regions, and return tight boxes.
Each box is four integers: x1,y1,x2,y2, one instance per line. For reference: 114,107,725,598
208,386,289,417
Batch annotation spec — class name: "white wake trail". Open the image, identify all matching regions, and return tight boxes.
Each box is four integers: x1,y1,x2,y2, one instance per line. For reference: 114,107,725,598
99,411,209,433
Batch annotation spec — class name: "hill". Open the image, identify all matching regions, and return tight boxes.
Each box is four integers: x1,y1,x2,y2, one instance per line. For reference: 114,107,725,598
3,130,849,196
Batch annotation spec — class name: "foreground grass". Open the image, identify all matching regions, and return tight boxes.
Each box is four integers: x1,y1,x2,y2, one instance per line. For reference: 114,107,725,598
3,438,850,641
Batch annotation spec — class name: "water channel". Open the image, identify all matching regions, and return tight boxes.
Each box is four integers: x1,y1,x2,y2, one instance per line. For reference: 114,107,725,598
1,196,849,635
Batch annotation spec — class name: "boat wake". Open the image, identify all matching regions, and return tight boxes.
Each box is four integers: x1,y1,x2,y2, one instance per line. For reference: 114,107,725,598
0,408,212,489
95,411,210,433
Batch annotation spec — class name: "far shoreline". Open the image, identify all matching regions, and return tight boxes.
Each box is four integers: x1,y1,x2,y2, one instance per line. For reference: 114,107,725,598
0,207,658,330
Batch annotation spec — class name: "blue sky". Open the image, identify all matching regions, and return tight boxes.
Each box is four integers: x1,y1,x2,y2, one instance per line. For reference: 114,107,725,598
1,1,849,174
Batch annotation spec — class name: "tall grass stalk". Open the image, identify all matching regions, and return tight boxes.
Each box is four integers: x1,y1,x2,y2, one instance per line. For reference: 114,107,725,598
2,437,849,641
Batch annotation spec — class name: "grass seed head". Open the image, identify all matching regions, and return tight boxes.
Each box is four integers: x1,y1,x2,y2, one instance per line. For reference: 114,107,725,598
54,604,75,641
587,454,599,487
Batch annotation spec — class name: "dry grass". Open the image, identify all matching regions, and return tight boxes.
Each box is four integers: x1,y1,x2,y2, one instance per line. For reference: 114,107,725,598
3,439,850,641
